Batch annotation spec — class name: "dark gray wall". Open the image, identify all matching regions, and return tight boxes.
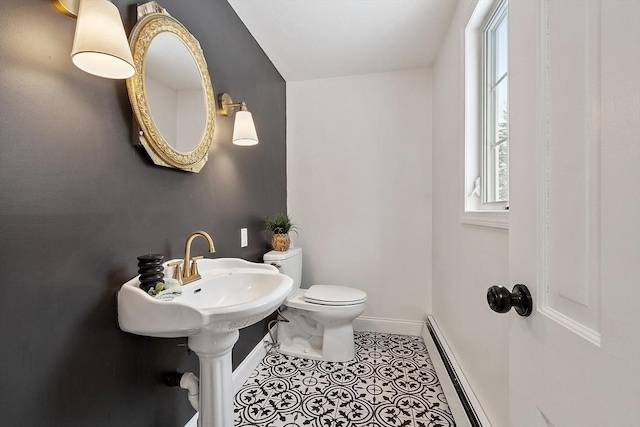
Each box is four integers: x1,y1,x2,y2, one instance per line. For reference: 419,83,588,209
0,0,286,425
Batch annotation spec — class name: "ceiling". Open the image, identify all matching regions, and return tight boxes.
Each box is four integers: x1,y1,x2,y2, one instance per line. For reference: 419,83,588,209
227,0,458,82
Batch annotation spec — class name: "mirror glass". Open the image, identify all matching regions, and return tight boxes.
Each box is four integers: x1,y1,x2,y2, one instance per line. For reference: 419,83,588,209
145,33,205,153
127,4,216,173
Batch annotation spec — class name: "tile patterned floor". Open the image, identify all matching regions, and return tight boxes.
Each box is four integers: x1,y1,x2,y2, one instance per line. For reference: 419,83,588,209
234,331,455,427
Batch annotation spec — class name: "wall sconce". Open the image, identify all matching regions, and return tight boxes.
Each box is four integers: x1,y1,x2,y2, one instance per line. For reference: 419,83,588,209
218,93,259,146
52,0,135,79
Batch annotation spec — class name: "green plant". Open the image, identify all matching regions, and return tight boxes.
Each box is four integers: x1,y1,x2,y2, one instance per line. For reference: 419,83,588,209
264,213,298,235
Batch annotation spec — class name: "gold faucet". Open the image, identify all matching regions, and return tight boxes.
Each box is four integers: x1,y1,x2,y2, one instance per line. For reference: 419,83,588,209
173,230,215,285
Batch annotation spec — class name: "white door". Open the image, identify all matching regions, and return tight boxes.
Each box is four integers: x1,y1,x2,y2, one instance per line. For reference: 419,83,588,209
507,0,639,425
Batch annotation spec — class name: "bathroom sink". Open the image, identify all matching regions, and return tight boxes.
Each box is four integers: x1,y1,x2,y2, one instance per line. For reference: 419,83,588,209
117,258,293,338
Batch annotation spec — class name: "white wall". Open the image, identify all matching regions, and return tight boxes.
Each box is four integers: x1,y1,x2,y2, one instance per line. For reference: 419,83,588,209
287,69,432,320
432,1,510,425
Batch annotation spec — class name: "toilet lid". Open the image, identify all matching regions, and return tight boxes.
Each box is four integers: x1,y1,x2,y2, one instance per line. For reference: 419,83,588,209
303,285,367,306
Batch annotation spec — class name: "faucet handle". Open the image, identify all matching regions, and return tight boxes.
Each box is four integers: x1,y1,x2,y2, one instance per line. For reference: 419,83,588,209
168,261,183,285
190,256,204,276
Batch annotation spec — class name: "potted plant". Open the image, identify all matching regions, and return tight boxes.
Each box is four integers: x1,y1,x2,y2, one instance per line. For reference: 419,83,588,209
264,213,298,251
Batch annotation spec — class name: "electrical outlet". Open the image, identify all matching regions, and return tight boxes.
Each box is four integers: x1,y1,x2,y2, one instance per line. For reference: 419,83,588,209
241,228,248,247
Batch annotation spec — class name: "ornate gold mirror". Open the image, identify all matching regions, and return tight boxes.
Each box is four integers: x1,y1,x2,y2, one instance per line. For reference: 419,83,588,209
127,2,215,173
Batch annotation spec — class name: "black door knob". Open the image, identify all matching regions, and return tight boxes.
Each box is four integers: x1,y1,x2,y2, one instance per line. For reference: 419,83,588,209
487,284,533,317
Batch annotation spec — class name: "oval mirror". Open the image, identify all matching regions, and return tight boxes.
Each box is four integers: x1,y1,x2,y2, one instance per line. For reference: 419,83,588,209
127,4,215,173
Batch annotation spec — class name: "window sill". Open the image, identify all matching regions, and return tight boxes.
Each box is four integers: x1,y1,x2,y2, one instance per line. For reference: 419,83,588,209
460,210,509,229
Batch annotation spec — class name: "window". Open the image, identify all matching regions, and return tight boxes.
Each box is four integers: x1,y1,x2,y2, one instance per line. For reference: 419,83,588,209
463,0,509,228
483,1,509,205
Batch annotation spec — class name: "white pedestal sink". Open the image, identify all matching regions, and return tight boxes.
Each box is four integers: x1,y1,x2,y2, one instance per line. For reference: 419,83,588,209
117,258,293,427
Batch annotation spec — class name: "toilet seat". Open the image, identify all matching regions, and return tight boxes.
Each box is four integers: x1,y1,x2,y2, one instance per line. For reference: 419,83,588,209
303,285,367,306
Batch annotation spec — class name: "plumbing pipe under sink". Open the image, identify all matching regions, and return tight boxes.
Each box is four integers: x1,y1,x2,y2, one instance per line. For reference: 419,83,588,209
166,371,199,411
181,372,199,411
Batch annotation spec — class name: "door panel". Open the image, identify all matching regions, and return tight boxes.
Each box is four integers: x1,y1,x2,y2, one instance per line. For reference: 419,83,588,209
508,0,639,425
545,0,602,339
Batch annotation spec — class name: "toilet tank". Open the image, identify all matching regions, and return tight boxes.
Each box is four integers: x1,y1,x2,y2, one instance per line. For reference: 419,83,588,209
264,247,302,294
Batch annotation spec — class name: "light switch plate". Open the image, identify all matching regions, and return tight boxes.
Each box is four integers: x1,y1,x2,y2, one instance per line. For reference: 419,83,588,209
241,228,248,247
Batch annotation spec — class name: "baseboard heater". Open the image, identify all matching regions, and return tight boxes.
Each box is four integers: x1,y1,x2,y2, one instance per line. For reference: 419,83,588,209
425,317,484,427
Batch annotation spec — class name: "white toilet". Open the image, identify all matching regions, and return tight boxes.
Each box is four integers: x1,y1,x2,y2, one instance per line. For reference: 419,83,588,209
264,247,367,362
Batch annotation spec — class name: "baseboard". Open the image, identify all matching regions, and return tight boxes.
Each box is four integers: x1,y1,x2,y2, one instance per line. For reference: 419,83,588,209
421,321,471,427
353,315,424,336
184,331,274,427
423,316,492,427
232,331,274,394
185,413,197,427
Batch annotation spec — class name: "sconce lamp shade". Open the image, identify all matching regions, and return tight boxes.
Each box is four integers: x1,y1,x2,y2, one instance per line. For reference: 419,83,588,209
218,94,259,146
71,0,135,79
232,110,259,146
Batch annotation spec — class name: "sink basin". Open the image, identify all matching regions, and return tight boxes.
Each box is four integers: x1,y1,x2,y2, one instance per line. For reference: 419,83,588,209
117,258,293,338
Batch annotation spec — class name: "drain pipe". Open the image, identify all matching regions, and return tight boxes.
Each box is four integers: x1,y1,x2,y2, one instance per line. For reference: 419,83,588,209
181,372,199,411
165,371,199,411
264,309,290,352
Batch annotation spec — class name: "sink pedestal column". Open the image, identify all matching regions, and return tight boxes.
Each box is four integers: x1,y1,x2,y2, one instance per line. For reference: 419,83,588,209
188,330,239,427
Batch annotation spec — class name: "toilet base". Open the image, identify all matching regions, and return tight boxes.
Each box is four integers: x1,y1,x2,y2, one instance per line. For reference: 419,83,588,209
276,309,358,362
278,339,324,360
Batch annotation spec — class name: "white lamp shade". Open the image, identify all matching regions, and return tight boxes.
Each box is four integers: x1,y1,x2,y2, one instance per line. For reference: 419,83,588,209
232,111,259,146
71,0,135,79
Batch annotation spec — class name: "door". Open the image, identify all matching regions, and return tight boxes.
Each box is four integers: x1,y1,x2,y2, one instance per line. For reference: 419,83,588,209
508,0,639,425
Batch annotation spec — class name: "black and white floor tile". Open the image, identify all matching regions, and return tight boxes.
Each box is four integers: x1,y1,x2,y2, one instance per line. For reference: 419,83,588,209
234,331,455,427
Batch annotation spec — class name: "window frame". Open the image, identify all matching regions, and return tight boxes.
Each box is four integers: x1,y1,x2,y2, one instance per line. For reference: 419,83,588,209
462,0,509,229
481,0,509,208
